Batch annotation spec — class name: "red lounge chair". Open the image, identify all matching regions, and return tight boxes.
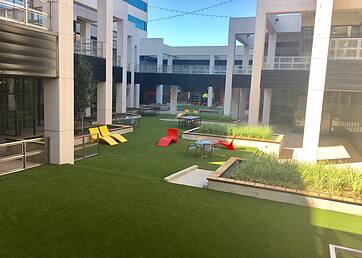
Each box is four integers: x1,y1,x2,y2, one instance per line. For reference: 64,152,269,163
218,136,236,151
157,128,179,147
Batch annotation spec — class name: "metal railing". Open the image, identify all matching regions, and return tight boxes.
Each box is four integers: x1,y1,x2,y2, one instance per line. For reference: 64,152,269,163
0,0,50,30
329,38,362,60
74,134,99,161
263,56,311,70
0,137,49,176
135,65,252,75
74,37,104,58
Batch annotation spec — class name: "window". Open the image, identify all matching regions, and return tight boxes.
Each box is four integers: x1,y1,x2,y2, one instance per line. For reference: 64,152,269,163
128,15,147,31
124,0,148,13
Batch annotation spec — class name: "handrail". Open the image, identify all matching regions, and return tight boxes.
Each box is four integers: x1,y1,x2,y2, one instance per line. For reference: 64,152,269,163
74,133,99,161
0,137,49,175
74,37,104,58
0,0,50,30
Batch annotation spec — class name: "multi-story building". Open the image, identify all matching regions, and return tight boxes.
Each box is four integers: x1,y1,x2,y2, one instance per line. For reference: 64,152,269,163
0,0,148,164
0,0,361,166
136,0,362,163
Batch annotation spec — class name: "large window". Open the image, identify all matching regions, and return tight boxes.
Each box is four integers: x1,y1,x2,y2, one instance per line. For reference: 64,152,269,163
124,0,148,12
128,15,147,31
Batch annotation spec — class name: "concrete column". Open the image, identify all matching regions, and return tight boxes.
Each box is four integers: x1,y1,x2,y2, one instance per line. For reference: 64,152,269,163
44,0,74,164
207,87,214,107
157,53,163,73
156,85,163,104
248,2,267,125
134,84,140,108
127,36,135,108
239,89,246,121
80,20,91,41
96,0,113,124
300,0,334,163
170,85,178,115
267,33,277,69
116,20,127,113
209,55,215,74
262,89,272,125
230,88,240,119
242,46,250,74
167,56,173,73
224,32,236,116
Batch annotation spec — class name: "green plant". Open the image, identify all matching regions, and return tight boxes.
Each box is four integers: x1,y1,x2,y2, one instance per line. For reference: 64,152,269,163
233,154,362,199
197,124,274,140
74,56,97,132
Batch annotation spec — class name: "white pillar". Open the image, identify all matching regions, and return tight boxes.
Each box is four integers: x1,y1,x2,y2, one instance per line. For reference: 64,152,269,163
156,85,163,104
80,20,91,41
207,87,213,107
96,0,113,125
209,55,215,74
248,2,267,125
167,56,173,73
231,88,240,119
116,20,127,113
128,36,135,108
267,33,277,69
134,84,140,108
242,46,250,74
239,89,246,121
157,53,163,73
44,0,74,164
300,0,334,163
262,89,272,125
170,85,178,115
224,32,236,116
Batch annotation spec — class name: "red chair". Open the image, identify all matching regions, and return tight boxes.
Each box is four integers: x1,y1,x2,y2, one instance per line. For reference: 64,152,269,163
218,136,236,151
157,128,179,147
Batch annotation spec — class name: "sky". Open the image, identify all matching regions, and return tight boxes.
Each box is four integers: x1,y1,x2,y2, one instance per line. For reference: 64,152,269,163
147,0,257,47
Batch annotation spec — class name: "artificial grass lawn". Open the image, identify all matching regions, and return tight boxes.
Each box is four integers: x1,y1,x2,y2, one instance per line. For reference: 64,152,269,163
0,116,361,258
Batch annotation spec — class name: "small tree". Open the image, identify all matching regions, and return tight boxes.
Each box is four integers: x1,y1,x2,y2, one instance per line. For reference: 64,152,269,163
74,56,96,133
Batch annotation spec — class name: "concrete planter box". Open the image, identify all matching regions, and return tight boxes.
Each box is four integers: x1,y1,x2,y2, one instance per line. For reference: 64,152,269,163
207,157,362,216
182,127,284,157
74,125,134,145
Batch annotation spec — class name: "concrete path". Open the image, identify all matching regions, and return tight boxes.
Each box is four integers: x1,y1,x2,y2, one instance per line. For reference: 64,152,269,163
164,166,213,188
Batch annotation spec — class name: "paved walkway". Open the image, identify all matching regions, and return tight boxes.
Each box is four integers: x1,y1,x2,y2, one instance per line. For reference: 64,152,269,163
165,166,214,188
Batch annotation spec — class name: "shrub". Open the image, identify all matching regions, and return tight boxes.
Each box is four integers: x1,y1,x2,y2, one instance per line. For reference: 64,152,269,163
197,124,274,140
233,154,362,199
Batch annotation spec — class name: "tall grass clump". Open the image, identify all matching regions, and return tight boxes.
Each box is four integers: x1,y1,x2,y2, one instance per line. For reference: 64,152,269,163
233,154,362,199
197,124,274,140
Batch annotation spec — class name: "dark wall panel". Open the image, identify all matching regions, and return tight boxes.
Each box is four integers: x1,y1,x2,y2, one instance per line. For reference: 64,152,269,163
74,54,106,82
326,60,362,92
0,20,57,78
135,73,251,90
113,67,123,83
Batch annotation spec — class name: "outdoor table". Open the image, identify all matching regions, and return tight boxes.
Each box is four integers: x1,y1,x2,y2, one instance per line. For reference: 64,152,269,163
138,106,159,116
178,115,201,128
195,140,215,158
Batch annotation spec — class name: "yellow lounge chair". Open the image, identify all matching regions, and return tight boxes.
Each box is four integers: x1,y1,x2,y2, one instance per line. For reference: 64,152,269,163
89,127,118,146
99,125,128,143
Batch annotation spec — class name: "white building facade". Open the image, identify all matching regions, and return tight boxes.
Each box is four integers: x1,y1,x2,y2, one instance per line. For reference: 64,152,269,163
0,0,148,165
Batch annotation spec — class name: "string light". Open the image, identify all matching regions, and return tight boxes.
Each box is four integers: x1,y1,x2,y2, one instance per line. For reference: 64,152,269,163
149,0,239,22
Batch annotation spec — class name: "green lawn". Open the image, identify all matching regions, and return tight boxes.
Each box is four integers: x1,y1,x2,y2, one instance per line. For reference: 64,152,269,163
0,117,361,258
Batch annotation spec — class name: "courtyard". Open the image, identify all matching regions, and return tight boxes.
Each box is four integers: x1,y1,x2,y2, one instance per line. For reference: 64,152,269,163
0,117,361,258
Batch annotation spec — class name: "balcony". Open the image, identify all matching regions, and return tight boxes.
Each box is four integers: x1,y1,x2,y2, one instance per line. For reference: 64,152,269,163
263,38,362,71
74,37,104,58
0,0,50,30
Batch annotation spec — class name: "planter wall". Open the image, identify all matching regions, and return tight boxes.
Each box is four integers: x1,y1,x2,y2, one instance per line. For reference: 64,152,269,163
207,157,362,216
182,128,284,157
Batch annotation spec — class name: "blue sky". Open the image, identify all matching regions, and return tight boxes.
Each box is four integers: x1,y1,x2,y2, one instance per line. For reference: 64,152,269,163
147,0,257,46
